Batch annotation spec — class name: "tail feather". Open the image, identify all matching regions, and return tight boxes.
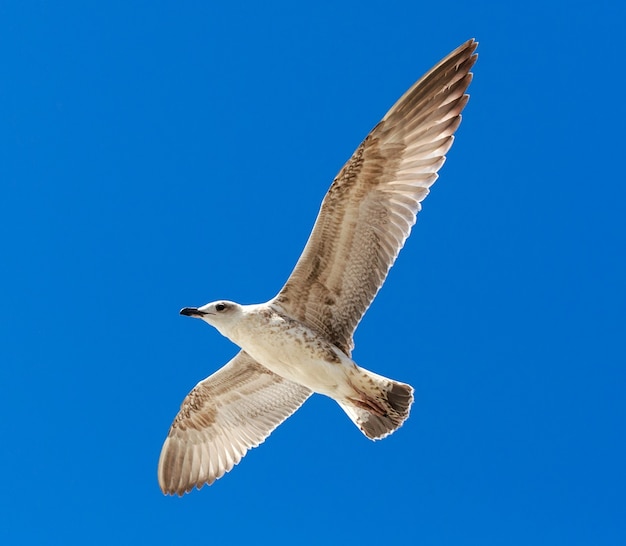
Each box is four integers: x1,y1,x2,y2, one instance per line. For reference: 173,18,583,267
338,369,414,440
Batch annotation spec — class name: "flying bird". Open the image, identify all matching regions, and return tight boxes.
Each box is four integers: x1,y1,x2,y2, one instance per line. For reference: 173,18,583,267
159,39,478,495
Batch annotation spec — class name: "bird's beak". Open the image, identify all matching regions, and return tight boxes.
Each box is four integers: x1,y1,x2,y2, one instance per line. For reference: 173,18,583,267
180,307,208,318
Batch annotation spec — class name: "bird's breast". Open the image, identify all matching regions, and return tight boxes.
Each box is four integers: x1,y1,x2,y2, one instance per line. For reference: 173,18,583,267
229,308,354,396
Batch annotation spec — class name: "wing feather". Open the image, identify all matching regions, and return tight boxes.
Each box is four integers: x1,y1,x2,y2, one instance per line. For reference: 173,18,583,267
158,351,312,495
273,39,477,354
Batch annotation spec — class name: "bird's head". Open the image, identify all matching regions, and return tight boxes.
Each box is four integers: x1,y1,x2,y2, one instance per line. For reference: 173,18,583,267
180,300,242,336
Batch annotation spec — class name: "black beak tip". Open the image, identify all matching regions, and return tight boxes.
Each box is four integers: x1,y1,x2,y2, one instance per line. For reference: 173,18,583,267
180,307,199,317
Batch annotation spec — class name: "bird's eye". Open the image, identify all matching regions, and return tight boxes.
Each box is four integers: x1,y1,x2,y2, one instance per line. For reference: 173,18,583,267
215,303,226,312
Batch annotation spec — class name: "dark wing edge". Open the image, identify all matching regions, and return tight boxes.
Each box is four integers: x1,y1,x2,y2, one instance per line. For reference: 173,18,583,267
273,39,478,354
158,351,312,495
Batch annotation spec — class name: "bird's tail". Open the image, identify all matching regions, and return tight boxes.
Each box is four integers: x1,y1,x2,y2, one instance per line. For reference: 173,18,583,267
337,367,414,440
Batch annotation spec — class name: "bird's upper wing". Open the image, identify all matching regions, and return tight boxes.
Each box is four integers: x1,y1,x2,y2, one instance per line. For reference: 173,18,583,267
273,39,478,355
158,351,312,495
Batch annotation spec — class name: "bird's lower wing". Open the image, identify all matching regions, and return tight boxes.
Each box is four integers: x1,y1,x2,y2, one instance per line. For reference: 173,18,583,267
158,351,312,495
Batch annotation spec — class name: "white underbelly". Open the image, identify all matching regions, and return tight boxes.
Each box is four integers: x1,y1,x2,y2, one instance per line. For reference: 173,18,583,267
233,323,356,398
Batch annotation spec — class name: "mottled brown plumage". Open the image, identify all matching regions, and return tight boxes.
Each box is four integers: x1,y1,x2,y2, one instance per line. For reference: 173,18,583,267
274,40,477,354
159,352,311,495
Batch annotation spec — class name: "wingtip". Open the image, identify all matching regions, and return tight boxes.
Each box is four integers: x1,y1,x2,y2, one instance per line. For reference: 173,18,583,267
460,37,479,60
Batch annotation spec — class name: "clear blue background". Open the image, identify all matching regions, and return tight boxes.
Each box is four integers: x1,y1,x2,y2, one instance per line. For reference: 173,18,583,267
2,1,624,544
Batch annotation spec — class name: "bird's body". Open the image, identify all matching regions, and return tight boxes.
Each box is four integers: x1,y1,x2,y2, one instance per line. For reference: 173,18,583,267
197,300,413,428
222,301,356,398
158,39,478,495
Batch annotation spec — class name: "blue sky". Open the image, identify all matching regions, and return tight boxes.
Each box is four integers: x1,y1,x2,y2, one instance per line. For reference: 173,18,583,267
2,1,625,544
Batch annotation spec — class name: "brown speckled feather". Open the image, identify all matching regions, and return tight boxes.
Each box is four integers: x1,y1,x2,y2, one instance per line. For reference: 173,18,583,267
158,351,311,495
273,39,477,355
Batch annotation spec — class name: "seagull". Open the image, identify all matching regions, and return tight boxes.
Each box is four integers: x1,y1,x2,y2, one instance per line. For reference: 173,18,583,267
158,39,478,495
